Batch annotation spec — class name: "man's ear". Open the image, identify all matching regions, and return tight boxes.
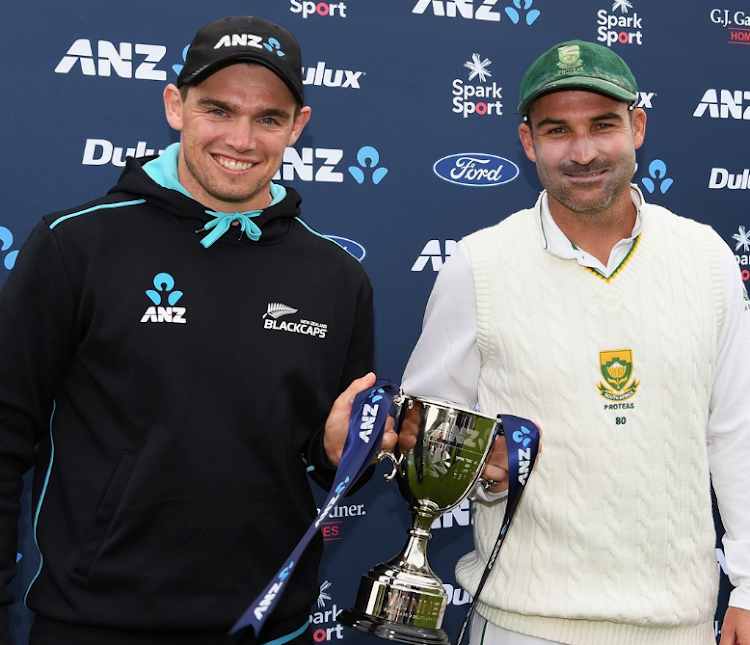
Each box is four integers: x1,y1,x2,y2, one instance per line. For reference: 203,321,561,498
631,107,647,150
163,84,184,132
518,122,536,163
288,106,312,146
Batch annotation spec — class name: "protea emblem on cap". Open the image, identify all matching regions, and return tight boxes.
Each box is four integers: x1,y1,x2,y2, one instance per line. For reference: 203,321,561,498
557,44,582,71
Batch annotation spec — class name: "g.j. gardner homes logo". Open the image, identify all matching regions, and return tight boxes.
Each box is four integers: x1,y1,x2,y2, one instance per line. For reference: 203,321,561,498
598,349,639,401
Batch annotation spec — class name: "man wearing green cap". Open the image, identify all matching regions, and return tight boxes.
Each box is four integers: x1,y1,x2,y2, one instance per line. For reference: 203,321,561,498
402,40,750,645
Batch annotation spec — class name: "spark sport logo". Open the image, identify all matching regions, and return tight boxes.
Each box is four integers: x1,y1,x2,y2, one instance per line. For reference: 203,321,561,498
596,0,645,47
310,582,346,642
452,54,503,119
731,225,750,282
290,1,348,18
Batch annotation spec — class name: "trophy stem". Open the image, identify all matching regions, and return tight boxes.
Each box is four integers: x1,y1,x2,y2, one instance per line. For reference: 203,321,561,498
337,506,450,644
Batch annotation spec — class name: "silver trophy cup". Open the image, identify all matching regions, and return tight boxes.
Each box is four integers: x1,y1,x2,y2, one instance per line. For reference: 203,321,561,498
338,395,502,644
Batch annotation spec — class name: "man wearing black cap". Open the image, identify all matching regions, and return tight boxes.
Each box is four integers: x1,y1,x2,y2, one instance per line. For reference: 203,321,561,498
0,16,396,645
402,40,750,644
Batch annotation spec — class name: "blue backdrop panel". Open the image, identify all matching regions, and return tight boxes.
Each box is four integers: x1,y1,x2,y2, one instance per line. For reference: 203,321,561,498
2,1,748,643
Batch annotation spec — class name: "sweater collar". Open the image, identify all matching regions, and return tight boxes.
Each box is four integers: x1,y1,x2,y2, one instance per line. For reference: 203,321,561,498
535,184,645,278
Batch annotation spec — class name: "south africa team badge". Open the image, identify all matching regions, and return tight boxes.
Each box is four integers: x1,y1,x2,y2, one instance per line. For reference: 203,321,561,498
597,349,639,401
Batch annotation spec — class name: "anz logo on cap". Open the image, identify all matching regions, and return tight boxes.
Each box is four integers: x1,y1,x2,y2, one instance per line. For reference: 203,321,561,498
213,34,284,57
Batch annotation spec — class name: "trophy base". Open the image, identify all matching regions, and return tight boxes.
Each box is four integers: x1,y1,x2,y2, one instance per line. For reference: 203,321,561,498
337,607,450,645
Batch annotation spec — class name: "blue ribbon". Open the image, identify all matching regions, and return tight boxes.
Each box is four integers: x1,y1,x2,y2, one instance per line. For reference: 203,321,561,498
455,414,541,645
199,210,263,248
230,379,400,636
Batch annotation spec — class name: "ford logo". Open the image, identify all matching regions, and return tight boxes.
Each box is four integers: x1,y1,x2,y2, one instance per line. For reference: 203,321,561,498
433,152,519,187
326,235,367,261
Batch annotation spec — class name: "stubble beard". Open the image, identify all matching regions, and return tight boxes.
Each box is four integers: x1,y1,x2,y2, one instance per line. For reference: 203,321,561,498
183,153,265,210
541,155,636,218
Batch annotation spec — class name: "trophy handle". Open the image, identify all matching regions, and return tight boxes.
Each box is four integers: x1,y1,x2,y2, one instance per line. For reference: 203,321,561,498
377,450,403,482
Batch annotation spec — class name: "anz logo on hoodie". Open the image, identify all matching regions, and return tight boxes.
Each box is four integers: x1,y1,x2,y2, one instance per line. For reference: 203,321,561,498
140,273,187,324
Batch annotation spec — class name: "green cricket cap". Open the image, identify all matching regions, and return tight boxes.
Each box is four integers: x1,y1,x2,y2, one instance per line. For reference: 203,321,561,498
517,40,638,117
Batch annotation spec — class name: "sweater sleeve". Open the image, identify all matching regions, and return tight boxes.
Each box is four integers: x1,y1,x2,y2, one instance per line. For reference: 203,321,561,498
0,221,78,636
707,235,750,610
304,277,375,493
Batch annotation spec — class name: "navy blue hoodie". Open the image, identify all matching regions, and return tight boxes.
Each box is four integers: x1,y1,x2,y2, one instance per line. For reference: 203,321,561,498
0,152,374,645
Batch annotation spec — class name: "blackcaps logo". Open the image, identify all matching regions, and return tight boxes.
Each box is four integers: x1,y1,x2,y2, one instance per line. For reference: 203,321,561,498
263,303,328,339
140,273,186,323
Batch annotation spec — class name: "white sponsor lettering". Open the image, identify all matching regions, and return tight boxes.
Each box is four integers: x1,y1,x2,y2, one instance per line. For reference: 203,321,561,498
140,307,187,324
709,168,750,190
290,1,348,18
412,0,501,21
214,34,263,49
275,148,344,183
55,40,167,80
302,62,363,89
82,139,165,167
596,9,644,46
694,89,750,120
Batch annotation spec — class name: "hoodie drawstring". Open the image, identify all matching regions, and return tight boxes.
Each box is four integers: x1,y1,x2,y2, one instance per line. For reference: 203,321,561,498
198,210,262,249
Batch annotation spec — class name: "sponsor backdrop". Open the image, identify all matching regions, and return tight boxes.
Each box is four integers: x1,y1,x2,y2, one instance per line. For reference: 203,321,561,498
2,1,747,643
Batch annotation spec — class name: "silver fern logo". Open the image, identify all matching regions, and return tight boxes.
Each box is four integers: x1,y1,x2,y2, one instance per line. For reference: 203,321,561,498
263,303,299,320
262,302,328,339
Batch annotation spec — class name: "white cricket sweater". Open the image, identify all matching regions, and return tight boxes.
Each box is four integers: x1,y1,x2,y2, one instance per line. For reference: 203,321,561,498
456,203,724,645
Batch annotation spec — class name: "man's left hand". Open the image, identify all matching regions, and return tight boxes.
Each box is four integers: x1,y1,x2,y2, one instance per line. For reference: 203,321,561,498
324,373,395,466
720,606,750,644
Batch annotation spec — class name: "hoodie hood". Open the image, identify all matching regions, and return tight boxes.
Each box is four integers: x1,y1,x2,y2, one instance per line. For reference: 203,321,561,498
107,144,302,245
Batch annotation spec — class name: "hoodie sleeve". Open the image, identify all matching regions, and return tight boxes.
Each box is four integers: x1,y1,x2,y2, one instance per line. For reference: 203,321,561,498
0,221,78,636
304,278,375,493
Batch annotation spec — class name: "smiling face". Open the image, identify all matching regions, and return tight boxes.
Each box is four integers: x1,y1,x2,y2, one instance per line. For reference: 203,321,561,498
163,63,311,213
518,90,646,222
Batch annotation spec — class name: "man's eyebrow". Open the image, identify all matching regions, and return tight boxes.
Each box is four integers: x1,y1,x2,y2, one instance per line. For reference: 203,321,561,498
534,112,625,129
194,97,237,112
193,98,292,120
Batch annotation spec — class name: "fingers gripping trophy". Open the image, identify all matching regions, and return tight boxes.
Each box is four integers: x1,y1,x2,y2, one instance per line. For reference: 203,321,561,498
338,394,541,645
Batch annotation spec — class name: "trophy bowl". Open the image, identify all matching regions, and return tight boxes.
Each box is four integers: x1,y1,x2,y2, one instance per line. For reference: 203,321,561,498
338,395,502,644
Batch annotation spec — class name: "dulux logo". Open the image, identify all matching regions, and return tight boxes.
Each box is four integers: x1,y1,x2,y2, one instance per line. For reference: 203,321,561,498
433,153,519,187
325,235,367,261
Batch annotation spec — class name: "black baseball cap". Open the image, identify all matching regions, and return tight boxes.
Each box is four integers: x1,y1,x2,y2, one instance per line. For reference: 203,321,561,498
176,16,305,105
